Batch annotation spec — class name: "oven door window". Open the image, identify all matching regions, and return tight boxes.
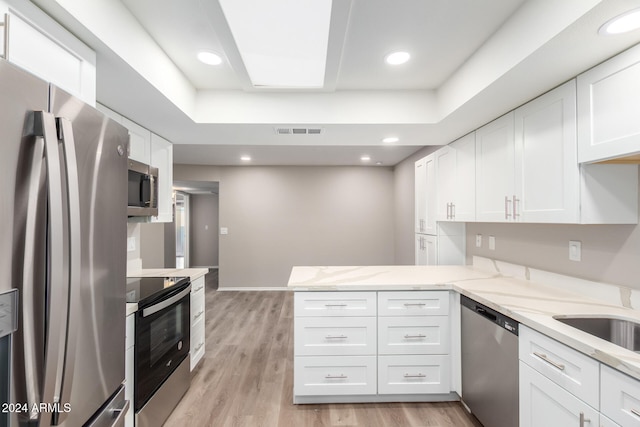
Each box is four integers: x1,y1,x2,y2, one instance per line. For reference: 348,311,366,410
135,293,190,411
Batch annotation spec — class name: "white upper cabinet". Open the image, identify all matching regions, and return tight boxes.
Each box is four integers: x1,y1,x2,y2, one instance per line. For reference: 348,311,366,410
514,80,579,223
475,112,515,222
577,43,640,163
415,154,436,235
121,117,152,165
150,133,174,223
436,133,475,222
0,1,96,105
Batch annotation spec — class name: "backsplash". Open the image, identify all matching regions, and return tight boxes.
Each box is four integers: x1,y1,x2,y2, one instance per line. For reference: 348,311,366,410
473,256,640,311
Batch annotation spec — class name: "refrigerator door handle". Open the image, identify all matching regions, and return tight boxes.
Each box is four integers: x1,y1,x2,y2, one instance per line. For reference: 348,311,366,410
29,111,70,424
50,117,82,425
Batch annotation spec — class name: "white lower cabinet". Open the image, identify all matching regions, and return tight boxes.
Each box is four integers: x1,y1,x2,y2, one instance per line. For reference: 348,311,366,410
189,275,206,371
293,290,452,403
601,365,640,427
520,361,599,427
125,313,135,427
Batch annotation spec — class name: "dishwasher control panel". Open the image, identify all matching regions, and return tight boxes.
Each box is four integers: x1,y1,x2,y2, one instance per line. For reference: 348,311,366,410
461,294,519,336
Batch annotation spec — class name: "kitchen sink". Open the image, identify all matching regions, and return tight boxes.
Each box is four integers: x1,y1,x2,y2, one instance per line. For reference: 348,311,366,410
553,316,640,352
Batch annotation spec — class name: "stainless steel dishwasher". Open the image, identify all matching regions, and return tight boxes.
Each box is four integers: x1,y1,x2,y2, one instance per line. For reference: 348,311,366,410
461,295,519,427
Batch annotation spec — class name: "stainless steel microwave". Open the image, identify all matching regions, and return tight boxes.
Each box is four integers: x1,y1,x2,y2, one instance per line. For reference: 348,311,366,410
127,159,158,217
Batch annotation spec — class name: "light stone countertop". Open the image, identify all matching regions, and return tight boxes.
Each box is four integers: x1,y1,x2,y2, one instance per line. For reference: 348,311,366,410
126,268,210,315
288,264,640,381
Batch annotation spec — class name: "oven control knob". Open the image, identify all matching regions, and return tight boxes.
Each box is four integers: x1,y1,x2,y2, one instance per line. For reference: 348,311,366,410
178,341,183,350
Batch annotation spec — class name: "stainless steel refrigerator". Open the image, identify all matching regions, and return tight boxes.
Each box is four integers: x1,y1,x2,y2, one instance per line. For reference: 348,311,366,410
0,58,129,426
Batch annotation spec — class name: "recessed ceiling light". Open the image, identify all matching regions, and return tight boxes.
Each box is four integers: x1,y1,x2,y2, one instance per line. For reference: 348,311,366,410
220,0,332,88
382,137,399,143
240,155,251,162
385,51,410,65
600,8,640,35
361,155,371,162
376,161,383,166
197,51,223,65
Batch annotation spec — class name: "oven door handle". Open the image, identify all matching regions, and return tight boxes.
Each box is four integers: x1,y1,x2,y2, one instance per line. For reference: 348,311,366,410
141,286,191,318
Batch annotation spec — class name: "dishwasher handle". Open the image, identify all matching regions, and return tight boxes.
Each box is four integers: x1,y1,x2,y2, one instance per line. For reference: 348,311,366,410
475,307,497,322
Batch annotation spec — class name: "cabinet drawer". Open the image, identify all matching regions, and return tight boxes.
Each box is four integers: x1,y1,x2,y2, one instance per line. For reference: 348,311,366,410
378,316,449,355
601,365,640,427
378,355,450,395
125,314,135,350
294,317,376,356
294,356,376,396
190,319,206,371
191,290,205,326
294,292,376,317
378,291,449,316
519,326,599,408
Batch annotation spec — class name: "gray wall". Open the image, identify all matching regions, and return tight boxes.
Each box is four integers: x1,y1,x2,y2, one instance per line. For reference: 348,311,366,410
189,193,219,267
175,165,395,288
140,223,166,268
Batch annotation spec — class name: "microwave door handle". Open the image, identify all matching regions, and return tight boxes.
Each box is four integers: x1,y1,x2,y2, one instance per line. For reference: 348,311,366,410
51,117,82,425
142,286,191,318
27,112,69,423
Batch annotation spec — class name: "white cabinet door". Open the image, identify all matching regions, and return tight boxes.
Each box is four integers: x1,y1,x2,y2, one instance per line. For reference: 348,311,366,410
520,362,599,427
378,355,451,395
415,234,436,266
577,43,640,163
452,134,476,222
515,80,579,223
435,146,455,221
125,314,134,427
415,155,436,234
122,117,151,164
601,365,640,427
2,2,96,105
150,133,173,223
475,112,515,222
294,355,377,396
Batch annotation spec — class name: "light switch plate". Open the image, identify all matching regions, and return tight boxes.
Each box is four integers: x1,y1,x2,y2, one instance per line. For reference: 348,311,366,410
127,237,136,252
475,234,482,248
569,240,581,261
220,227,228,235
489,236,496,251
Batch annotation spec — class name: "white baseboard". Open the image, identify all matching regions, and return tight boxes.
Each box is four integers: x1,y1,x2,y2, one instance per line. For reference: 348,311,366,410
217,286,289,292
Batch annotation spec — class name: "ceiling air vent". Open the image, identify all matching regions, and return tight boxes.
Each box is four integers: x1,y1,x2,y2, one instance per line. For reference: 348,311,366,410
274,127,323,135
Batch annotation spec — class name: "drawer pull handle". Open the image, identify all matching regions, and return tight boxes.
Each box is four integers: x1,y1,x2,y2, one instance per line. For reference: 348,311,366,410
403,303,426,307
194,286,204,292
404,373,426,378
579,412,590,426
404,334,426,339
325,335,347,339
194,310,205,320
631,409,640,418
533,351,565,371
325,374,347,379
195,342,205,352
324,304,348,307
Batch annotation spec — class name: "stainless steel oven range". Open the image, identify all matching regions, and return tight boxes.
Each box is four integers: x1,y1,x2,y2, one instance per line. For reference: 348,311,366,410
126,276,191,427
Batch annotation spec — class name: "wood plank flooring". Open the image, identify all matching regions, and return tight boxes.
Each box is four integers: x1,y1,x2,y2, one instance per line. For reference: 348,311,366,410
165,283,483,427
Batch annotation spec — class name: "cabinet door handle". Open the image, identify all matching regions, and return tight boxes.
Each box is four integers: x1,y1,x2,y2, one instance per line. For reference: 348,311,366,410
446,203,451,220
195,342,205,352
630,408,640,418
505,196,512,220
404,373,426,378
579,412,590,426
325,374,347,379
194,310,205,320
533,351,565,371
513,195,520,219
404,334,426,339
325,335,347,339
451,203,456,220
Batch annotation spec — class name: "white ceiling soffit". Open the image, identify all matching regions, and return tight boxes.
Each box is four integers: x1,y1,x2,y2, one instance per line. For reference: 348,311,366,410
29,0,640,165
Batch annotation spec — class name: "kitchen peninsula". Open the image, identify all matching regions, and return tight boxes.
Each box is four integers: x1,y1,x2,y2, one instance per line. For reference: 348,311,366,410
288,259,640,425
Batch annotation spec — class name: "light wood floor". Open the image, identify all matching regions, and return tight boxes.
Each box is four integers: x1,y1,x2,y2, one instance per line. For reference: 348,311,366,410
166,281,483,427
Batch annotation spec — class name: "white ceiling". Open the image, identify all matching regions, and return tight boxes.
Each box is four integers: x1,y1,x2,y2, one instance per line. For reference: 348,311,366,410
33,0,640,166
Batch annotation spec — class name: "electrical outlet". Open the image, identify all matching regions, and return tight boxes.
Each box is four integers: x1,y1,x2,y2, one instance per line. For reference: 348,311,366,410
475,234,482,248
127,237,136,252
220,227,228,235
489,236,496,251
569,240,581,261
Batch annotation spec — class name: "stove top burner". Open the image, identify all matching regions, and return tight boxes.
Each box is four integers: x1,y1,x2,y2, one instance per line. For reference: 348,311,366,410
126,276,190,307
